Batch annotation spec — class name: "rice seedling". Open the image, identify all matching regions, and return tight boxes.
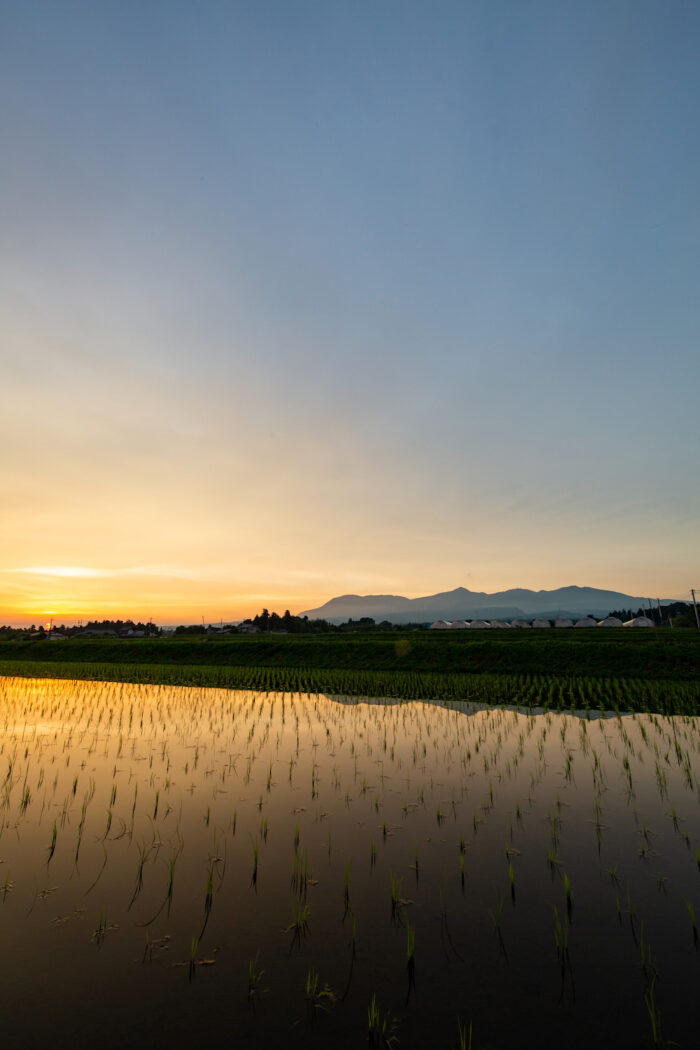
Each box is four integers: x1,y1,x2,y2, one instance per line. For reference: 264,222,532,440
639,920,658,983
406,918,415,963
651,870,667,893
644,974,663,1049
563,872,573,919
457,1016,473,1050
1,874,14,902
284,903,311,952
188,934,198,980
390,870,410,922
91,908,117,948
197,858,215,940
291,848,312,898
546,848,560,876
304,966,336,1016
247,951,265,1003
685,900,698,947
367,994,399,1049
553,905,569,960
128,840,151,909
47,820,57,864
251,839,259,888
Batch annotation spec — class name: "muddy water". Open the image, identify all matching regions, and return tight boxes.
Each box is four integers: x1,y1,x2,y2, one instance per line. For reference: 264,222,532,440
0,677,698,1048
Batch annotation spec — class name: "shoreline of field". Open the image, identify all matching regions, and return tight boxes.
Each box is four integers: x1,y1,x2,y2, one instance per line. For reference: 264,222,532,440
1,657,698,715
1,631,697,714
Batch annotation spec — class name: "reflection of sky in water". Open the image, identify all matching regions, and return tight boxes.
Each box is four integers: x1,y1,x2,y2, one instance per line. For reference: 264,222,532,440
0,676,698,1049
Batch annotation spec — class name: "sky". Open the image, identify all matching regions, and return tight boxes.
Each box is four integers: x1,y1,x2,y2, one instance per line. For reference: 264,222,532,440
1,1,698,625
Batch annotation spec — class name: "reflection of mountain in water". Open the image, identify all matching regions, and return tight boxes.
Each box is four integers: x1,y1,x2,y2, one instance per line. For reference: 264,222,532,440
322,692,621,719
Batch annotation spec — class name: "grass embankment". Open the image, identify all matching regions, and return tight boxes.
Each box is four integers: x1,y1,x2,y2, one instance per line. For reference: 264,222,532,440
0,630,698,713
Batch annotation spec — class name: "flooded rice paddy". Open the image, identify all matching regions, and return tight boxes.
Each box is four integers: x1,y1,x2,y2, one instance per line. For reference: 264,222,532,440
0,676,698,1049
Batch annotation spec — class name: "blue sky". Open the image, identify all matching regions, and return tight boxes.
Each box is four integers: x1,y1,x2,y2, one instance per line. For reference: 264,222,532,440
1,1,698,622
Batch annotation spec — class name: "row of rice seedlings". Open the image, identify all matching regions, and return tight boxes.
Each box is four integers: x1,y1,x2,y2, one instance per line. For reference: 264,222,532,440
2,659,698,712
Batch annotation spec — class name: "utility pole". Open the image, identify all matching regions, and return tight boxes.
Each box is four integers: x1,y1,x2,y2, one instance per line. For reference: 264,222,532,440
692,589,700,629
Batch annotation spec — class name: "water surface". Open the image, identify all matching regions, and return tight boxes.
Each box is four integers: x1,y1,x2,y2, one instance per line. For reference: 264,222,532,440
0,677,698,1048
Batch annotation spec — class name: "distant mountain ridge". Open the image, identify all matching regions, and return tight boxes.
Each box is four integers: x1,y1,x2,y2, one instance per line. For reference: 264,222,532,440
300,586,673,624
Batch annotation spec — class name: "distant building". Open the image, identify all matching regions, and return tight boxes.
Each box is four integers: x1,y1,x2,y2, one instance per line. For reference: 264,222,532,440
449,620,469,629
554,618,574,628
468,619,491,629
574,617,597,628
429,620,452,630
597,616,623,627
623,616,655,628
531,618,551,629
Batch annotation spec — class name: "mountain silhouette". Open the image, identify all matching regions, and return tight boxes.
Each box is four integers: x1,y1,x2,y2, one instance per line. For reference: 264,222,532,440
300,585,670,623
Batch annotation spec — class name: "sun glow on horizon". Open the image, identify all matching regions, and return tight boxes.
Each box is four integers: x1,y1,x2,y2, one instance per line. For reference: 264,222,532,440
12,567,110,579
